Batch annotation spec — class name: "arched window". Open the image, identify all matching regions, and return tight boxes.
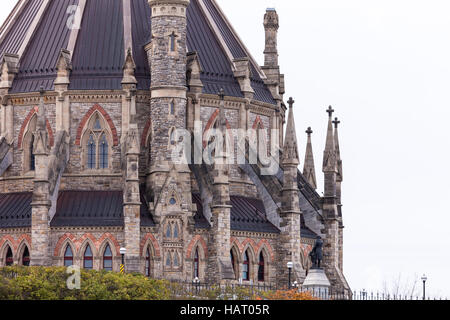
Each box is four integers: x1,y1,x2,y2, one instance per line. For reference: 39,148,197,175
173,252,179,267
103,244,113,271
169,101,175,115
64,245,74,267
258,252,265,282
82,113,111,170
145,248,151,277
173,223,179,239
5,246,13,266
193,248,199,278
99,134,108,169
83,244,93,269
169,31,177,52
165,253,172,267
87,134,96,169
22,115,37,172
22,247,30,266
29,135,35,171
165,224,172,238
242,251,250,281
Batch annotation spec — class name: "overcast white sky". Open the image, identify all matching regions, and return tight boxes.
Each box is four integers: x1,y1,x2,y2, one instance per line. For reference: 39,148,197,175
1,0,449,298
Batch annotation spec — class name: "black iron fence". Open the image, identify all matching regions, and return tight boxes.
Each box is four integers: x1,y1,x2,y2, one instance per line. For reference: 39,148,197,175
166,281,447,300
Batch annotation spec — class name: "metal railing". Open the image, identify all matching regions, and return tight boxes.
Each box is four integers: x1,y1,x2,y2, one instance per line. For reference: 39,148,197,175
166,281,447,300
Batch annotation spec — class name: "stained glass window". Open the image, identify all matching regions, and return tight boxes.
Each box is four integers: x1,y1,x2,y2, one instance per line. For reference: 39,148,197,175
194,249,199,278
99,134,108,169
5,246,13,266
64,245,73,267
87,134,96,169
242,251,250,281
146,248,151,277
83,244,93,269
258,252,265,282
30,134,35,171
103,244,112,271
22,247,30,267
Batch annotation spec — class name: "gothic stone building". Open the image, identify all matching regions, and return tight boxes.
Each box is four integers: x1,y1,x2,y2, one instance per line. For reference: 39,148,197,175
0,0,349,292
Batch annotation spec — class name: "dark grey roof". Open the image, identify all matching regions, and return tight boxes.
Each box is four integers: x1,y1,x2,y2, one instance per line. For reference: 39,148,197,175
0,0,43,59
10,0,79,93
0,0,276,104
0,192,32,228
192,193,280,233
51,190,124,227
140,191,156,227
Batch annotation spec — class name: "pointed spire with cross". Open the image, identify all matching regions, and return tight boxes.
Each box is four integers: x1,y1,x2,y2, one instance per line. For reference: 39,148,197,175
288,97,295,108
304,126,317,189
333,117,340,129
326,105,334,118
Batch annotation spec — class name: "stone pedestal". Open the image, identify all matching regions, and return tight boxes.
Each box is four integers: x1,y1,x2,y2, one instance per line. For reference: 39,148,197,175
302,268,331,299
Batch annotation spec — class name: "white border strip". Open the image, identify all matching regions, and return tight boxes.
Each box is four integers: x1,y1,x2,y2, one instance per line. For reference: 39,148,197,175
122,0,133,55
0,0,27,43
17,0,51,59
197,0,236,71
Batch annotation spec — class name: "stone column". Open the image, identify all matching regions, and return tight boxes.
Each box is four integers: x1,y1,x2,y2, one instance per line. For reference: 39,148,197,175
31,90,51,266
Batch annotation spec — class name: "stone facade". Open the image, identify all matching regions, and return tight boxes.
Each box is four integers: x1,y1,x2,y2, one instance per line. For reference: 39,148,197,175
0,1,349,293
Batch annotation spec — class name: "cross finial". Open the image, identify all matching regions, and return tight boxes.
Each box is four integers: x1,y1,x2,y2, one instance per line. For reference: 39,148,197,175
218,88,225,100
287,97,295,108
326,105,334,117
332,117,340,129
306,127,313,136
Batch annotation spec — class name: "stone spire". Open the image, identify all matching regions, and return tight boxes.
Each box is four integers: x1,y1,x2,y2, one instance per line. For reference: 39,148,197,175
333,117,343,184
278,96,305,287
323,106,336,174
303,127,317,190
281,97,299,166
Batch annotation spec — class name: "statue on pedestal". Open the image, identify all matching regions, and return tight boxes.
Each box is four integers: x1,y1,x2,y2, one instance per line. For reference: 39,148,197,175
309,236,323,269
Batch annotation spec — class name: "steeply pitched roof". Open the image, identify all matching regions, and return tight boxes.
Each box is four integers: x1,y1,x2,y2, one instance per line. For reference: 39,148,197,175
0,192,32,228
192,193,280,233
51,190,124,227
0,0,276,104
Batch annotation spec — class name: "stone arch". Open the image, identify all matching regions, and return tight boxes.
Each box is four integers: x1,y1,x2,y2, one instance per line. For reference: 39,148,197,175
256,239,275,262
140,233,161,258
75,104,118,146
54,233,77,257
0,239,15,266
18,106,54,149
98,233,121,256
16,238,31,266
186,235,208,260
202,108,233,148
78,237,97,263
241,238,259,261
256,244,271,283
230,242,241,280
98,239,117,271
141,117,152,147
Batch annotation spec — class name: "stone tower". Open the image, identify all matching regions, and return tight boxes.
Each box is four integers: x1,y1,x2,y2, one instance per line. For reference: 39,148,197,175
146,0,194,280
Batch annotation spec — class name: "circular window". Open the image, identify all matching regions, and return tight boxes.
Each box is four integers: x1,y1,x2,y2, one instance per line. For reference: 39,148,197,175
169,198,177,205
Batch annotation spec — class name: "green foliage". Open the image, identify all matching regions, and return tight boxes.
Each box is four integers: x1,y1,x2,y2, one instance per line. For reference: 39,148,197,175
0,266,172,300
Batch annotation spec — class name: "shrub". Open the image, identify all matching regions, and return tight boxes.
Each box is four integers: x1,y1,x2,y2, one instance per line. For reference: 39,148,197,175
0,266,172,300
